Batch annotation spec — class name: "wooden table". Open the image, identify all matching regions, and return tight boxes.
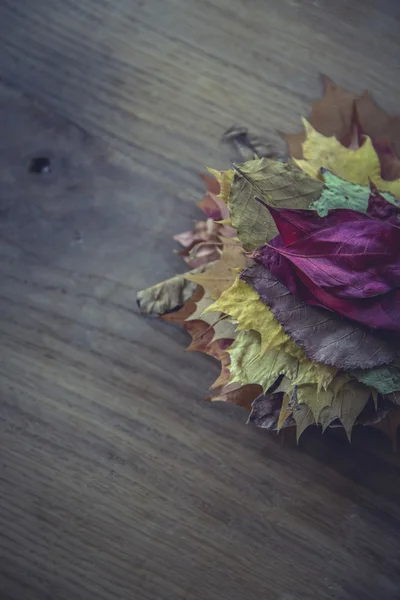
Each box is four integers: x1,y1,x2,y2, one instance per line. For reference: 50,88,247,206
0,1,400,598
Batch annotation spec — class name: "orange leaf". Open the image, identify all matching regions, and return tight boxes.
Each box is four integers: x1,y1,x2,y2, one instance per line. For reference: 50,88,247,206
207,383,262,411
162,286,204,325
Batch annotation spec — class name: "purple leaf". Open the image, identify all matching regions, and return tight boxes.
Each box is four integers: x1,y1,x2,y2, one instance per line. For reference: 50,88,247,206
241,263,398,369
252,205,400,334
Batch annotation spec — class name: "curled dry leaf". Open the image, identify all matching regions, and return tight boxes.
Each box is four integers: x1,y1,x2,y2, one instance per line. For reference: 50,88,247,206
241,263,397,369
137,274,198,316
228,158,323,251
248,393,294,431
162,286,204,325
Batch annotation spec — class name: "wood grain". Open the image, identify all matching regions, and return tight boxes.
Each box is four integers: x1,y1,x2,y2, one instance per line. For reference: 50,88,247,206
0,1,400,599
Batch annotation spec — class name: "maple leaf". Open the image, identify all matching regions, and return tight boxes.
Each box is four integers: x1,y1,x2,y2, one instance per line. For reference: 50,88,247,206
206,167,235,203
228,158,323,251
207,383,262,411
277,394,292,431
294,119,400,196
198,173,231,220
185,293,237,343
228,330,298,392
283,75,400,177
184,238,247,300
282,75,358,159
318,378,373,441
207,276,337,390
241,263,398,369
311,171,397,217
292,404,315,441
183,320,232,389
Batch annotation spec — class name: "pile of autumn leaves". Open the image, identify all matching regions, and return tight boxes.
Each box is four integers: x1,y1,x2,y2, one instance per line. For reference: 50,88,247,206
138,77,400,447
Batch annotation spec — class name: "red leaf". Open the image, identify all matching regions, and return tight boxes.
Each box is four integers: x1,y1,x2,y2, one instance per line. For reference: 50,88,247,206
254,205,400,333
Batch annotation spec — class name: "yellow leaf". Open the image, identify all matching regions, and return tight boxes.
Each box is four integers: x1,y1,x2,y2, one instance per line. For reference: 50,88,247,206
295,119,400,196
204,277,290,356
185,294,236,343
206,167,235,203
205,277,336,391
228,330,298,392
277,394,292,431
184,239,247,300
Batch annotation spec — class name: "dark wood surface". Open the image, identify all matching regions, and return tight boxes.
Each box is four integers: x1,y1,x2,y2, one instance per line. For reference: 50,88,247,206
1,1,400,599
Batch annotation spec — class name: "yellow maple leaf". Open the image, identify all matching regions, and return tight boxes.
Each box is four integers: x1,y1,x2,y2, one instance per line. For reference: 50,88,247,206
184,239,247,300
206,167,234,203
185,294,236,343
228,330,298,392
204,276,336,392
294,118,400,196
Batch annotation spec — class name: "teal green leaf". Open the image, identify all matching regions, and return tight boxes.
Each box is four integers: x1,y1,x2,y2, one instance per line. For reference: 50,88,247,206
352,362,400,395
311,171,396,216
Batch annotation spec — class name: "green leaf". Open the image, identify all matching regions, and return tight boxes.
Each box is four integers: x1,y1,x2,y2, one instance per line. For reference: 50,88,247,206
228,330,298,392
311,171,396,216
318,380,371,441
293,404,315,441
352,362,400,395
228,158,323,250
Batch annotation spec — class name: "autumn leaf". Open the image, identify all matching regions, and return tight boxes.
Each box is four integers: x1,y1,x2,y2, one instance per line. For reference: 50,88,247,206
311,171,397,217
207,382,262,411
137,274,199,316
241,263,398,370
184,238,247,300
183,320,232,389
204,276,291,356
352,362,400,395
277,394,292,431
207,276,336,390
228,158,323,250
248,393,294,430
206,167,235,203
294,119,400,196
292,404,315,441
283,75,400,164
162,286,204,325
253,203,400,333
185,293,236,343
282,75,358,159
318,379,372,441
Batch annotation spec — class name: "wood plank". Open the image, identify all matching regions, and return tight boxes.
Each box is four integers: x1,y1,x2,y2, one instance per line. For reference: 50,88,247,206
0,1,400,598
